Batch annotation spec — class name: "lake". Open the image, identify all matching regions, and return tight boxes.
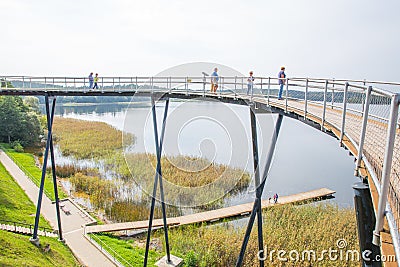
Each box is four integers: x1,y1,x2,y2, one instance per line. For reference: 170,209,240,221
53,98,359,209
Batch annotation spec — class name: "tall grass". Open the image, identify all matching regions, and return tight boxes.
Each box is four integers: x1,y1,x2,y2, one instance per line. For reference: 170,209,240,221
52,117,134,159
166,204,359,266
49,164,98,178
94,204,359,267
53,117,251,217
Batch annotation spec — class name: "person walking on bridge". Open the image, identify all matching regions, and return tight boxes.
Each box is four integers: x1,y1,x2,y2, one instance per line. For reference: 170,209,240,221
278,66,286,100
247,71,254,95
211,67,219,93
93,73,99,89
88,72,94,89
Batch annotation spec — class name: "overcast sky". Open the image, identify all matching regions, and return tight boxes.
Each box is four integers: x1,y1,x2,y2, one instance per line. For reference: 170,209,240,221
1,0,399,82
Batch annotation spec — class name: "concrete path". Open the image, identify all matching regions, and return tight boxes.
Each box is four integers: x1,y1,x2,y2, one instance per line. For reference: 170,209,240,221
0,150,115,267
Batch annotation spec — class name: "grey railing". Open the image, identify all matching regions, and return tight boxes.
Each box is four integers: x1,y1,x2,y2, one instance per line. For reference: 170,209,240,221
85,232,134,267
2,75,400,262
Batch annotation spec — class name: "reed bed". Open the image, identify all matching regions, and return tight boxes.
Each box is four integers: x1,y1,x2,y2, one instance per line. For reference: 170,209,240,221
53,117,251,212
94,204,359,267
52,117,134,159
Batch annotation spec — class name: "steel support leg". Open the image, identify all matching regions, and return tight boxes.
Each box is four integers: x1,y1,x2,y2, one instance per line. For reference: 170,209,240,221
47,97,63,241
31,94,63,242
236,114,284,267
144,97,170,266
249,105,264,267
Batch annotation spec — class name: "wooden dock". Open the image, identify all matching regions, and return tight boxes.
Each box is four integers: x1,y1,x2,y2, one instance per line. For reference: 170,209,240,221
85,188,335,233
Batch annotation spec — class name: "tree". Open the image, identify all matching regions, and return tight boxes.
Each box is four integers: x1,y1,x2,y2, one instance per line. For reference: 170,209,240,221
23,96,41,114
0,96,43,146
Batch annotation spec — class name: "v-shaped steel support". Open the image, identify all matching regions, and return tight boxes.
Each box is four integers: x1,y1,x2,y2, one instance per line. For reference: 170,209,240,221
31,94,63,243
236,112,283,267
144,96,171,266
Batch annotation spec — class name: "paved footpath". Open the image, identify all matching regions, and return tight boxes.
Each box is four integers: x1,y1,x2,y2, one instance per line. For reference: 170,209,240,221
0,150,115,267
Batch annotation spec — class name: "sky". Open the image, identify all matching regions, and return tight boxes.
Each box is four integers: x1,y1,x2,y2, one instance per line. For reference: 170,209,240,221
1,0,399,82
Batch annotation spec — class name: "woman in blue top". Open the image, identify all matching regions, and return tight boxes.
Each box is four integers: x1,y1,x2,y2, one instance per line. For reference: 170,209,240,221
211,67,219,93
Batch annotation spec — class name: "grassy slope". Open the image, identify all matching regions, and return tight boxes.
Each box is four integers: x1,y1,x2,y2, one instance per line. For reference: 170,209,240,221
0,231,79,267
1,143,68,201
0,162,49,228
89,233,162,266
0,161,79,266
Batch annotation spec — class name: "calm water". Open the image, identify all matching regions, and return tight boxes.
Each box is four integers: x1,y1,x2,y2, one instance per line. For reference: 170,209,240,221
55,99,359,208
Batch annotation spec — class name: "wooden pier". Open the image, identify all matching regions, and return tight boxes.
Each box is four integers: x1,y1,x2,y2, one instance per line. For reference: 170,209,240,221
85,188,335,233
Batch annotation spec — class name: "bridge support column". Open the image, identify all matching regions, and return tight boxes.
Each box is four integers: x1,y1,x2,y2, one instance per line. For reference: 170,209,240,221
236,113,284,267
355,86,372,176
144,96,172,266
373,94,400,246
31,94,64,245
249,104,264,267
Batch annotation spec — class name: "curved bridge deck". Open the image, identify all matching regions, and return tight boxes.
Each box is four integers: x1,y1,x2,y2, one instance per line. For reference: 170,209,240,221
1,76,400,263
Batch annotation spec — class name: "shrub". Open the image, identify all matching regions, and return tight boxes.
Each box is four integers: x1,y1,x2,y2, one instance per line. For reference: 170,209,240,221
11,141,24,152
185,250,199,267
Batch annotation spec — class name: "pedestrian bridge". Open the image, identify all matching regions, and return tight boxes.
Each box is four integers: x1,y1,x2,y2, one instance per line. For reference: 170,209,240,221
1,75,399,266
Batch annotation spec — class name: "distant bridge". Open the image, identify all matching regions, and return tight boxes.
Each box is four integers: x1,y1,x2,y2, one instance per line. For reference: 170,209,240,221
1,75,399,266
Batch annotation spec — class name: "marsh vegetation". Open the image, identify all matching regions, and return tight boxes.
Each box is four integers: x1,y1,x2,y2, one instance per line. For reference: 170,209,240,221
51,117,251,222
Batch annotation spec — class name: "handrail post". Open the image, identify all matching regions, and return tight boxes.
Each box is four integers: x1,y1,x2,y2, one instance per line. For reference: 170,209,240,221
234,76,237,99
219,76,223,98
260,77,263,97
251,77,254,101
339,82,349,146
285,78,289,113
331,78,335,109
304,78,309,120
203,75,206,97
373,94,400,246
321,80,328,130
355,86,372,176
267,77,271,105
186,77,188,95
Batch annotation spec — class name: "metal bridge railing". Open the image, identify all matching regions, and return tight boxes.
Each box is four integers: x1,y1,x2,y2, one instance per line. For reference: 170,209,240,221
1,75,400,261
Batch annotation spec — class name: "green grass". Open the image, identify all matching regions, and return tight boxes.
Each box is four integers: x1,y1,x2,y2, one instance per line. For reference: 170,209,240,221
1,143,67,201
0,231,79,267
88,233,162,266
0,161,50,229
0,160,80,266
93,204,360,267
